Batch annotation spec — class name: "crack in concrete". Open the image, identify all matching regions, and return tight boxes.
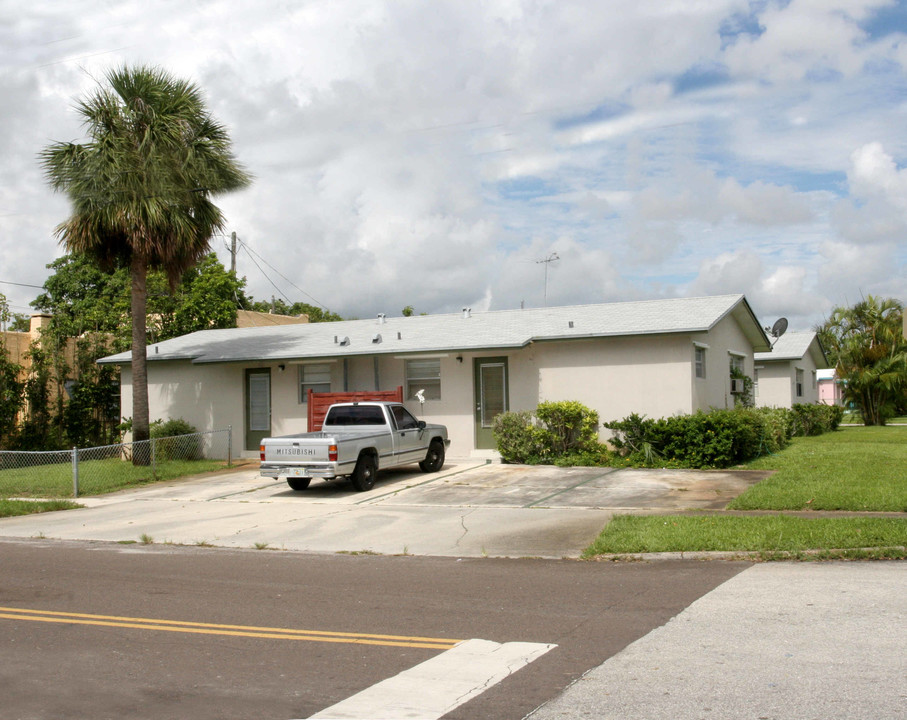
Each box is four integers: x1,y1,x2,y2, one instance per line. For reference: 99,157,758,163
455,510,472,547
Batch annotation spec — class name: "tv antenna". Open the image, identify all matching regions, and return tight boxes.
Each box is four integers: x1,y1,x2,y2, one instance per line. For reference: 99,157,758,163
535,252,559,306
764,317,788,347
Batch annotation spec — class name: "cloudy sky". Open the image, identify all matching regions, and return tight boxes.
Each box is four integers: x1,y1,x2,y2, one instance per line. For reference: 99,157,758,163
2,0,907,331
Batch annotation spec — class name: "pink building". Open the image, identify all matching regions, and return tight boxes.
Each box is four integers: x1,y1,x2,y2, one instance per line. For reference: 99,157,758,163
816,368,843,406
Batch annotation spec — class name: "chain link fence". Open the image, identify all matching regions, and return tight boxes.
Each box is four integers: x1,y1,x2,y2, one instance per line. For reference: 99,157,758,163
0,428,233,499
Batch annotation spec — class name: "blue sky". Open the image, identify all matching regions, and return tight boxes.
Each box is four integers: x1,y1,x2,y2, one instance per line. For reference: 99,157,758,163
1,0,906,331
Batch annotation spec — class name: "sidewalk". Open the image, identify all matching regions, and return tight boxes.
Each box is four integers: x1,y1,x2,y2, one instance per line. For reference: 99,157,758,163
528,561,907,720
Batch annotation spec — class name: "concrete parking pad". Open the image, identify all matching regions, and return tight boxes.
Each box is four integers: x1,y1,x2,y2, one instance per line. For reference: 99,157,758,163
373,464,771,512
0,461,771,558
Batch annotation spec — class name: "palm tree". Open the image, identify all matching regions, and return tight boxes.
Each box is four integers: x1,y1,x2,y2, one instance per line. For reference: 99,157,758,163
42,65,250,460
821,296,906,425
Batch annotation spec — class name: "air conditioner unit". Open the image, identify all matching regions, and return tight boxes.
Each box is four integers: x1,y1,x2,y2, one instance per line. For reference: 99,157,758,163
730,378,745,394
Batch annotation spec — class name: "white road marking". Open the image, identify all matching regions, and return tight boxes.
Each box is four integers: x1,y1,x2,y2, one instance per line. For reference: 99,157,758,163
304,638,556,719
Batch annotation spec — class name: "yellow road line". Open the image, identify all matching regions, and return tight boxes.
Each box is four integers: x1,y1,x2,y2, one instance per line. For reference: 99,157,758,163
0,606,461,650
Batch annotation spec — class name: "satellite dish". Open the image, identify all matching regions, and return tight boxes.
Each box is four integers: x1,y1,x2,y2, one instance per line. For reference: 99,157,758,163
770,318,788,339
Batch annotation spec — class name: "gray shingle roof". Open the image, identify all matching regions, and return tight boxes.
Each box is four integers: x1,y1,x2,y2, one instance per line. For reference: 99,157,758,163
755,331,827,365
99,294,770,365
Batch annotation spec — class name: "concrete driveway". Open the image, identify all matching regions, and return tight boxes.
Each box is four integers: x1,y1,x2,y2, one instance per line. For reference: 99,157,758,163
0,461,771,559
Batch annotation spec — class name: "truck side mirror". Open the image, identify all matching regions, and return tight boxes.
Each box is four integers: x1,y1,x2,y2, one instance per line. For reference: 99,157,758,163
417,420,426,430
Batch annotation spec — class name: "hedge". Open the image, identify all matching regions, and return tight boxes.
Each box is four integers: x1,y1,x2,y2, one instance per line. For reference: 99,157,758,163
604,404,844,469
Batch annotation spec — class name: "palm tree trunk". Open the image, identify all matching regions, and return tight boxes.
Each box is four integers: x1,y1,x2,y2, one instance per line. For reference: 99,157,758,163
130,255,151,465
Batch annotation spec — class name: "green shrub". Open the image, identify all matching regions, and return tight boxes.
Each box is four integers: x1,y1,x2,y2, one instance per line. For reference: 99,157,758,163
788,404,846,437
491,411,551,463
752,407,793,454
534,400,601,453
605,407,798,469
493,401,608,464
150,418,201,460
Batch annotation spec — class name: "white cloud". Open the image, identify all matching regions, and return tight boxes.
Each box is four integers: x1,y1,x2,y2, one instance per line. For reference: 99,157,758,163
1,0,905,328
848,141,907,209
722,0,890,82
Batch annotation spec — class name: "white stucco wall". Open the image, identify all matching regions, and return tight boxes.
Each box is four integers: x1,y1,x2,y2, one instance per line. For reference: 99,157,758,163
755,356,821,408
690,313,755,412
531,335,694,424
119,361,246,456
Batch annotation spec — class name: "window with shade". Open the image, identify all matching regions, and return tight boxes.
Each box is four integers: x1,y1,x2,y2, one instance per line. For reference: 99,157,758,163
694,346,706,379
298,364,331,403
405,358,441,400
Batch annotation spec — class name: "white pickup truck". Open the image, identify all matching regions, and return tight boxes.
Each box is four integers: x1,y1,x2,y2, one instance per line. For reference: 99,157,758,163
259,401,450,492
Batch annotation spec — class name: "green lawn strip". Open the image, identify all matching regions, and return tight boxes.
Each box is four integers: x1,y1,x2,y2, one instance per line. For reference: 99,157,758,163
0,498,82,518
729,427,907,512
841,413,907,424
583,514,907,557
0,458,227,498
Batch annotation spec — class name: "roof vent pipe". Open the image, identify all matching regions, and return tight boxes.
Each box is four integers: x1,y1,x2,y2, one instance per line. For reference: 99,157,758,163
569,321,574,328
334,335,338,344
462,307,472,319
377,313,386,324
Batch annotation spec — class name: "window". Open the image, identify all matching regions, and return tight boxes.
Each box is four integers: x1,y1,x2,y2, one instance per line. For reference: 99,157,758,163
406,358,441,400
694,347,706,379
325,405,384,425
753,368,760,397
812,370,817,389
795,368,804,398
391,405,420,430
729,354,745,375
299,363,331,403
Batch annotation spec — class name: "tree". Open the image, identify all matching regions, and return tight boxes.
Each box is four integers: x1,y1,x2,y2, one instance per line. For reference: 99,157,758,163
8,314,30,333
42,65,250,457
32,253,132,347
34,252,249,350
247,297,343,323
146,253,247,342
819,296,906,425
0,294,25,447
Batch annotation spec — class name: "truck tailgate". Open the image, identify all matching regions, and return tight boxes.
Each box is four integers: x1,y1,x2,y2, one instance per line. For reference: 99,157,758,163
263,438,332,463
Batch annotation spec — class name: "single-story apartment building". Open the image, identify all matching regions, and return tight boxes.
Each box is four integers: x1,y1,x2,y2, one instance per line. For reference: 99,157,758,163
99,294,771,458
754,331,828,408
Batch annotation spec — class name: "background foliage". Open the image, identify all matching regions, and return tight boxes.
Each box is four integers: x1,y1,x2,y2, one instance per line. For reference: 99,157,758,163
3,249,344,450
818,295,906,425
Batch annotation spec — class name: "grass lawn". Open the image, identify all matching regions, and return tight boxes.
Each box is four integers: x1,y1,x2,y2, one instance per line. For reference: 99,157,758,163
0,457,229,500
584,515,907,560
585,426,907,559
841,412,907,424
0,498,83,518
729,427,907,512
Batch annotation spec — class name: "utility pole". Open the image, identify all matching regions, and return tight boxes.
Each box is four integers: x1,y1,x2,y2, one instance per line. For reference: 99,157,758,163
536,252,559,306
230,232,237,275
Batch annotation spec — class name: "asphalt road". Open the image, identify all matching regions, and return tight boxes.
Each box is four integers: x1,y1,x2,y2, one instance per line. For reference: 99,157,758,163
0,539,747,720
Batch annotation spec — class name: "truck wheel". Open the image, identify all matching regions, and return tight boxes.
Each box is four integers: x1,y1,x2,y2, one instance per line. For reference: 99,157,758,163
419,439,445,473
286,478,311,491
351,454,376,492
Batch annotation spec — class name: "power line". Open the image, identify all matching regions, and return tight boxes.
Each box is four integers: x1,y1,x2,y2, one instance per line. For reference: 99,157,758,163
0,280,44,289
236,242,293,307
237,238,332,312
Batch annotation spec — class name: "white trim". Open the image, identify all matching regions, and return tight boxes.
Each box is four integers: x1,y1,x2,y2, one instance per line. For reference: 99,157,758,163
393,353,450,359
693,341,710,349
